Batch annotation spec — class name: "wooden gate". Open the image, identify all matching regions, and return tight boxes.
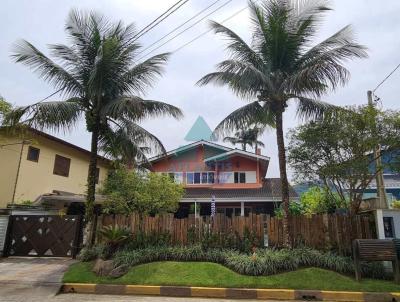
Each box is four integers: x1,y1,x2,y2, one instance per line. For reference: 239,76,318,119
4,215,83,258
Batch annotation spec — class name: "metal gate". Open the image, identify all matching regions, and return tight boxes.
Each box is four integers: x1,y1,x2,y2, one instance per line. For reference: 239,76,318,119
4,215,83,258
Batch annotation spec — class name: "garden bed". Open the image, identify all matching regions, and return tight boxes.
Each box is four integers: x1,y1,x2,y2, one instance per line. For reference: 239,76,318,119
63,261,400,292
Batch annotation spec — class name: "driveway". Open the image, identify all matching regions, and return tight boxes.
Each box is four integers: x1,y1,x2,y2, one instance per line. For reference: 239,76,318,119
0,257,75,301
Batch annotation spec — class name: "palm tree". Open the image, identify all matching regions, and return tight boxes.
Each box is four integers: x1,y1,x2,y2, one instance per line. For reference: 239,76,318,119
198,0,367,246
223,127,265,151
6,10,183,244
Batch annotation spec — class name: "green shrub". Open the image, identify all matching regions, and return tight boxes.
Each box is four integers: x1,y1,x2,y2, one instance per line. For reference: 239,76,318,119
77,245,106,261
110,245,388,280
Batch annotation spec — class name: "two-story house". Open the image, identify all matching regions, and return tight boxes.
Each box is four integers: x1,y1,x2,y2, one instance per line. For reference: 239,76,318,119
0,127,111,209
149,140,297,217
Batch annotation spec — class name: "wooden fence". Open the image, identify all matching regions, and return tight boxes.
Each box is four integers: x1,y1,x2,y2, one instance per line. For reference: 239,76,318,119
267,214,376,255
99,213,376,254
100,213,266,246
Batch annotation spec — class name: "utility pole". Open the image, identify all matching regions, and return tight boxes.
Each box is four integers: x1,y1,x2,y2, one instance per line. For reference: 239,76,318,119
368,90,388,208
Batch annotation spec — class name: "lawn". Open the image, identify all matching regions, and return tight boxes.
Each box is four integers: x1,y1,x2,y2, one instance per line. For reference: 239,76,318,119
63,261,400,292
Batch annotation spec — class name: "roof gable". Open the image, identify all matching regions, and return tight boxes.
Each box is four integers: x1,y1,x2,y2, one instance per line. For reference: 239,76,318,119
148,140,231,163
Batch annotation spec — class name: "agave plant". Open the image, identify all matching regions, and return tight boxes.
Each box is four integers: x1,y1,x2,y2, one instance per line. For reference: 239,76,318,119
98,225,131,258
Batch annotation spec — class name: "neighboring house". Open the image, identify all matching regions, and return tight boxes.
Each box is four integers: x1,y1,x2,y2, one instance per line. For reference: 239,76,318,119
0,128,111,209
149,140,297,217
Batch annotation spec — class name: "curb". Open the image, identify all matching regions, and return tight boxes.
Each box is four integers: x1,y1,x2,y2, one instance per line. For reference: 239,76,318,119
62,283,400,301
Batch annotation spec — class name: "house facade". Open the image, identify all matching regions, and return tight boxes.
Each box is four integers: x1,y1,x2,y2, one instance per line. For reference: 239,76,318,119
0,128,111,208
149,140,297,217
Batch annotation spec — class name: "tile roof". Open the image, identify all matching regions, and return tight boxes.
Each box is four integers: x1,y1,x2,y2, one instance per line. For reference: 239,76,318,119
182,178,298,200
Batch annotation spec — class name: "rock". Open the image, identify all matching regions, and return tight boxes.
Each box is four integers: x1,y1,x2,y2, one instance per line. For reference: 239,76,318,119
108,265,129,278
92,258,114,276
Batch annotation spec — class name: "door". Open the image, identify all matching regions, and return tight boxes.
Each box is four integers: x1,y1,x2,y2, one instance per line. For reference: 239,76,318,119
4,215,82,258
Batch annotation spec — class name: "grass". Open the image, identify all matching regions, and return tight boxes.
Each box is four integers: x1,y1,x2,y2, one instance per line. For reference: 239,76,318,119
63,261,400,292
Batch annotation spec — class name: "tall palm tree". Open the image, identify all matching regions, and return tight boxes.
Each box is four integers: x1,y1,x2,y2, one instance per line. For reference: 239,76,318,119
6,10,183,243
198,0,367,246
223,127,265,151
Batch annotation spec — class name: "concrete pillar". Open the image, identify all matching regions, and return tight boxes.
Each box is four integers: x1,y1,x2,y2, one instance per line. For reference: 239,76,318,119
241,201,244,216
374,209,385,239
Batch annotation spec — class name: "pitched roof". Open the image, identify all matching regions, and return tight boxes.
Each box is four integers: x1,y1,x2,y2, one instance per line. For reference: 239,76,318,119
148,140,270,164
204,149,270,162
181,178,298,201
2,127,112,165
148,140,232,163
184,116,215,141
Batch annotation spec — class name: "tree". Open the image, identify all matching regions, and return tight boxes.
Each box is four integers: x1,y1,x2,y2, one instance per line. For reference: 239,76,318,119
197,0,367,246
299,186,345,215
223,127,265,151
5,10,183,242
288,106,400,214
0,96,12,123
102,168,184,225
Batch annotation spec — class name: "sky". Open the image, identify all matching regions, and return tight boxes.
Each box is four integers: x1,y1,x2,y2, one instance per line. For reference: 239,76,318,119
1,0,400,180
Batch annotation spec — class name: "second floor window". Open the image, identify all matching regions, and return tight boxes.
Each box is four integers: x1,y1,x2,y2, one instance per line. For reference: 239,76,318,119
234,172,246,183
27,146,40,162
186,172,214,184
53,154,71,177
160,172,183,184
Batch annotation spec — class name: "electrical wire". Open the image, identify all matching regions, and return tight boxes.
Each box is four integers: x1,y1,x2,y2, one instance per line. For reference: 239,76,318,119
137,0,234,61
137,0,225,56
373,62,400,93
133,0,190,41
173,3,250,54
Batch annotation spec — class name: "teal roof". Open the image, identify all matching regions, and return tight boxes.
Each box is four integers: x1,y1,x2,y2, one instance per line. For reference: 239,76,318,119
184,116,215,141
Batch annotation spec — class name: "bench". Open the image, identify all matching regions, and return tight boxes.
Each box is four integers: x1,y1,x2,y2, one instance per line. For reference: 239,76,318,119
352,239,399,283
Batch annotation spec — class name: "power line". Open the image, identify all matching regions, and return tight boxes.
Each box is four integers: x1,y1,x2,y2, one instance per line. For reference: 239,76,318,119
373,62,400,93
137,0,225,56
137,0,234,61
173,3,251,54
134,0,190,41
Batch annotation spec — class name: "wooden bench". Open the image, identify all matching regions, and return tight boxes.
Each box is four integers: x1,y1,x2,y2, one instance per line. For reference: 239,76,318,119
352,239,399,283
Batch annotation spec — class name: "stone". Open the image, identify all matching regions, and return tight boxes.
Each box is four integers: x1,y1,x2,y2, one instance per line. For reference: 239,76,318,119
108,265,129,278
92,258,114,276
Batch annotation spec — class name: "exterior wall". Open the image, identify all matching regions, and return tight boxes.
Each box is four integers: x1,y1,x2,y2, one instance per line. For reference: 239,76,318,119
151,145,263,189
0,137,22,207
0,132,109,206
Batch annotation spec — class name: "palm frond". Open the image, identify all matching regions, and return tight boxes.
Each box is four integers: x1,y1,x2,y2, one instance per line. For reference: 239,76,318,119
103,96,183,122
123,53,170,95
295,96,338,121
290,25,368,96
4,99,82,133
214,101,275,138
208,20,263,67
11,40,83,97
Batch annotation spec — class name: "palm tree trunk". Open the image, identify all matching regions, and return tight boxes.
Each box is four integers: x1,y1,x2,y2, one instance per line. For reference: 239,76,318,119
275,111,291,247
85,116,100,247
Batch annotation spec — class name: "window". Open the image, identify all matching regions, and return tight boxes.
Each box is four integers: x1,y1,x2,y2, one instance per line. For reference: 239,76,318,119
186,172,215,184
53,154,71,177
27,146,40,162
194,172,201,184
186,172,194,184
234,172,246,183
384,217,395,238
